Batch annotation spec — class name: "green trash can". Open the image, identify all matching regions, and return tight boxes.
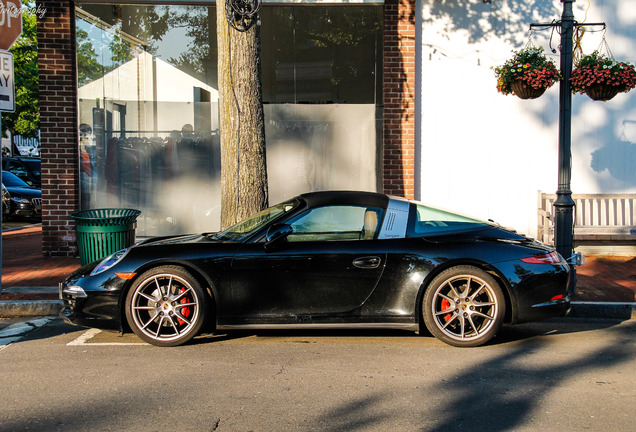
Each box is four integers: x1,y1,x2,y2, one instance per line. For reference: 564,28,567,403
71,208,141,266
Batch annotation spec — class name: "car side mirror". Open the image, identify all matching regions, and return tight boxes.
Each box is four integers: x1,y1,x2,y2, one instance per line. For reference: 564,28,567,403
264,224,292,251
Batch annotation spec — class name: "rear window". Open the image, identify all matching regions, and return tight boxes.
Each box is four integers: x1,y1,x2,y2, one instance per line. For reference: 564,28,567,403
407,203,490,237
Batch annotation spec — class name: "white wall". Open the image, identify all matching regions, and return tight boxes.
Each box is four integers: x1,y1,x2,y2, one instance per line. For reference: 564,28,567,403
416,0,636,238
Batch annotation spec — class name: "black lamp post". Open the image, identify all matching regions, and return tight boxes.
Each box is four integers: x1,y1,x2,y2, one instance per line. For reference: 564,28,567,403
553,0,576,262
531,0,604,264
529,1,605,295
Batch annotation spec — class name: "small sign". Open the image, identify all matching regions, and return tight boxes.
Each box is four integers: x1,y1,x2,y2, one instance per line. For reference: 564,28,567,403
0,0,22,50
0,50,15,112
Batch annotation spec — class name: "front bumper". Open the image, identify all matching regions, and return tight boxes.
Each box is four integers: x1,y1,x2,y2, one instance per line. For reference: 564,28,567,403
58,265,128,331
11,201,40,218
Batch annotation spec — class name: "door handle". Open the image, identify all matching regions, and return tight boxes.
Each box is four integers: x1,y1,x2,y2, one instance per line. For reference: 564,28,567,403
352,256,381,269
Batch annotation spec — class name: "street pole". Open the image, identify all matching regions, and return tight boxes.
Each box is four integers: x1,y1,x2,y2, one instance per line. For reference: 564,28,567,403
1,114,3,295
553,0,576,262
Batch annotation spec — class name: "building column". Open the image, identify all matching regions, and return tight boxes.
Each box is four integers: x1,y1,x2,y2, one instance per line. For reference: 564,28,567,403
36,1,78,256
383,0,416,199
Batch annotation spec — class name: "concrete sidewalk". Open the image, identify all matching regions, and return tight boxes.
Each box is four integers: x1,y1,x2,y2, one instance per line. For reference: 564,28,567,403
1,224,635,319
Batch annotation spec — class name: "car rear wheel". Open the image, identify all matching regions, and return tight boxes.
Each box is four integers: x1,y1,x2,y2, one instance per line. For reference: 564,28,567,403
423,266,505,347
125,266,207,347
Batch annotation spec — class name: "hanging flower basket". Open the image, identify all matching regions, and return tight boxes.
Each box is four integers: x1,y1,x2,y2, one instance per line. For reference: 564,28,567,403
570,51,636,101
510,80,547,100
494,47,561,100
584,84,620,101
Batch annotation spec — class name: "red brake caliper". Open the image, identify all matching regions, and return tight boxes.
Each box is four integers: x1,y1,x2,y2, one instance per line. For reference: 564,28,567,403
441,299,452,322
176,288,191,325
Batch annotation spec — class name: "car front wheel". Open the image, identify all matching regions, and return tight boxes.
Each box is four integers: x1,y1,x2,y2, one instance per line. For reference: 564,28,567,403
423,266,505,347
125,266,207,347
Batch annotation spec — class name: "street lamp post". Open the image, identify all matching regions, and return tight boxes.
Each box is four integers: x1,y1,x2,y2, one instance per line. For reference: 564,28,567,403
531,0,604,262
530,0,605,292
553,0,576,262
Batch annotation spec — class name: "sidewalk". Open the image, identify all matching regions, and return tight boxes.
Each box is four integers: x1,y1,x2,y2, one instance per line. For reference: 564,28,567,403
1,224,80,315
1,225,635,318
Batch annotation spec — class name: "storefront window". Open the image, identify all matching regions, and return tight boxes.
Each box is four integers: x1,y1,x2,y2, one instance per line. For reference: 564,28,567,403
76,3,382,236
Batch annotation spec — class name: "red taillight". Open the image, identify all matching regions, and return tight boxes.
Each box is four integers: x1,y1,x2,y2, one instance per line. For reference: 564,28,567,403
551,294,564,301
521,251,563,264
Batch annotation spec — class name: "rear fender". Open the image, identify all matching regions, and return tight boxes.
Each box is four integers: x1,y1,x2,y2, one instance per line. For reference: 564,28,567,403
415,259,515,333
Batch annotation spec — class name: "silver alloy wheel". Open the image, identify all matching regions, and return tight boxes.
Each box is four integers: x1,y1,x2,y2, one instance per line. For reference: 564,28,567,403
126,267,205,346
423,266,505,347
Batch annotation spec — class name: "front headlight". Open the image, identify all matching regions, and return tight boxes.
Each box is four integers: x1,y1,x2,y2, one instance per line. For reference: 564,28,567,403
11,197,29,204
90,248,130,276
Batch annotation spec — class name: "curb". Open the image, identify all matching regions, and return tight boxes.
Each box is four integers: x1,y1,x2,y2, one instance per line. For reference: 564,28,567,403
569,301,636,320
0,300,63,317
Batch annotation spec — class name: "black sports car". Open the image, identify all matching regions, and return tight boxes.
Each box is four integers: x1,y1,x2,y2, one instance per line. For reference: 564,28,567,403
60,191,571,347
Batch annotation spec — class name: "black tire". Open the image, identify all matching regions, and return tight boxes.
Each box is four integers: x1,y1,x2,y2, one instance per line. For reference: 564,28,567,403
423,266,505,347
125,266,207,347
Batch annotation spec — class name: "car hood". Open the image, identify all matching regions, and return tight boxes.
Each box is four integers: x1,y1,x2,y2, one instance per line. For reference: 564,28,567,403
136,233,221,247
5,186,41,198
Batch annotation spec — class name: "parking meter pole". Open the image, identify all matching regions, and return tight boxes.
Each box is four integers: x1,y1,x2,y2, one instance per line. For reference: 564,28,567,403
1,114,3,294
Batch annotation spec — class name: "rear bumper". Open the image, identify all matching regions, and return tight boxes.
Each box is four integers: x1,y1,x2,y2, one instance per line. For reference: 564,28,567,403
528,296,571,321
493,260,571,324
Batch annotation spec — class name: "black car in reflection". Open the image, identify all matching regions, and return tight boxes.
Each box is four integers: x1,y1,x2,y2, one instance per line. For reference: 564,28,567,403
2,156,41,188
1,171,42,220
60,191,571,347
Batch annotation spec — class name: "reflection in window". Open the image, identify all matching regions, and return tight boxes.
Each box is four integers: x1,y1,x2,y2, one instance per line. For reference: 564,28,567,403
75,4,382,237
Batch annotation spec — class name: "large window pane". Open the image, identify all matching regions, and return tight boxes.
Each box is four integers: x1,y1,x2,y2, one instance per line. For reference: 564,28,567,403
76,3,382,236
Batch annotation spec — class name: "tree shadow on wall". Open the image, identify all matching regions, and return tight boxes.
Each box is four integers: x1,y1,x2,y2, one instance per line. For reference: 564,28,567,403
420,0,557,46
590,122,636,188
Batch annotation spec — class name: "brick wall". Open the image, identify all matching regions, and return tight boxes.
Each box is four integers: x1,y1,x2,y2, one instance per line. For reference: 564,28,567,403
383,0,416,199
36,0,78,256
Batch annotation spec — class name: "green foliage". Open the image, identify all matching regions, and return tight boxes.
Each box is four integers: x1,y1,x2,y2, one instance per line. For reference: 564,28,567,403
2,0,39,138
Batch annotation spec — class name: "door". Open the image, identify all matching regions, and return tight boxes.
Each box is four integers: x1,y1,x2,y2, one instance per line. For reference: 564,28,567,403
229,205,387,319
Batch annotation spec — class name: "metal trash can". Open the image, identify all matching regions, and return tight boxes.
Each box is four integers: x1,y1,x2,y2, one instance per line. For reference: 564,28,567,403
71,208,141,266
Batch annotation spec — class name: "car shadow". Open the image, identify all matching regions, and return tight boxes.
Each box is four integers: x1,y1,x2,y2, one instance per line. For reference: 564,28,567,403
190,317,632,347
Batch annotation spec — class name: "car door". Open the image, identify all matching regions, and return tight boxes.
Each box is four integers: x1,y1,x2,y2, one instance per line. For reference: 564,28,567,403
229,205,387,318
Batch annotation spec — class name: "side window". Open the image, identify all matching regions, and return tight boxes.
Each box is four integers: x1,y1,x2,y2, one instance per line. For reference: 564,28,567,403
407,203,488,237
288,205,383,242
6,162,28,183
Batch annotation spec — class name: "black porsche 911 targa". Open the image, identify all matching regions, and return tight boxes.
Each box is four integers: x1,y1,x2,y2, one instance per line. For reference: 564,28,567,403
60,191,571,347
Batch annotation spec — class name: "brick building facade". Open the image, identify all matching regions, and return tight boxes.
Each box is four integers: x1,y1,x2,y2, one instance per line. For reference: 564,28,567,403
37,0,79,256
36,0,415,256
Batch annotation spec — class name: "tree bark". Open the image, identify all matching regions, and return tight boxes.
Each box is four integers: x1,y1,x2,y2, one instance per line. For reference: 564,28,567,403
217,7,268,229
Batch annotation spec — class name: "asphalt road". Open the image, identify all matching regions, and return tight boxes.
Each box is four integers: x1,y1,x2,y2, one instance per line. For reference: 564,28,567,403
1,317,635,432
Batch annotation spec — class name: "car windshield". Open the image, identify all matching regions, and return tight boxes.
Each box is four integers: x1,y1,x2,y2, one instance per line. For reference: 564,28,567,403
213,198,301,242
407,203,491,237
2,171,30,188
24,160,41,176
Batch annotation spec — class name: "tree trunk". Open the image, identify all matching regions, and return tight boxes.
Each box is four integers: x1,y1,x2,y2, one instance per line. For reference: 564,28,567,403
217,7,268,229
